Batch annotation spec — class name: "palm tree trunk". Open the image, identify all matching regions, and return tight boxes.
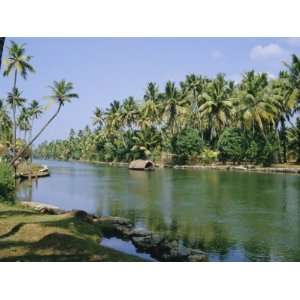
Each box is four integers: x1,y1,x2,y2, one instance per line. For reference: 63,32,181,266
0,37,5,71
11,104,62,166
281,118,287,163
12,70,17,158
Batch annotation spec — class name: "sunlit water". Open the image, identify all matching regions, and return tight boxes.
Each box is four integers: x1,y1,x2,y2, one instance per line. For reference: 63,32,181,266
17,159,300,261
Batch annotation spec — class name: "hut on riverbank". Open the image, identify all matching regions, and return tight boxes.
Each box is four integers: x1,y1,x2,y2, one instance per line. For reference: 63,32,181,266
129,160,155,171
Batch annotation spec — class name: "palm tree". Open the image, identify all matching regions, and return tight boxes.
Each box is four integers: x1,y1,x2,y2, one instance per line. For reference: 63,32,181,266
0,37,5,70
237,71,277,141
6,88,26,155
28,100,43,163
162,81,187,136
199,74,234,144
0,99,12,144
11,80,78,165
284,54,300,90
141,83,162,129
3,41,34,156
105,100,122,133
131,127,161,159
268,71,297,162
121,96,139,130
92,106,105,130
18,107,31,142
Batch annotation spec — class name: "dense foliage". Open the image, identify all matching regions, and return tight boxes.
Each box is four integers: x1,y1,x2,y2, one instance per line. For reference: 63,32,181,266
34,57,300,166
0,161,15,201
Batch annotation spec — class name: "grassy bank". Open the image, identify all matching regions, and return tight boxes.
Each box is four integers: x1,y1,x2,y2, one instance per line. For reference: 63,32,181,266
0,202,143,262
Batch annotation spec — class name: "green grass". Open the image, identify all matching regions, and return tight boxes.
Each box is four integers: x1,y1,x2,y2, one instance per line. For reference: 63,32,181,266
0,202,143,262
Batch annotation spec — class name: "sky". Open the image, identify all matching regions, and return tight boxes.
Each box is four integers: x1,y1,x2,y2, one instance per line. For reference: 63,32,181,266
1,37,300,143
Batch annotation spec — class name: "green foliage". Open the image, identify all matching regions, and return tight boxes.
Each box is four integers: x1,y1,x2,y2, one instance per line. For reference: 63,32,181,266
217,128,245,163
0,161,15,202
33,54,300,167
172,128,204,164
200,148,219,164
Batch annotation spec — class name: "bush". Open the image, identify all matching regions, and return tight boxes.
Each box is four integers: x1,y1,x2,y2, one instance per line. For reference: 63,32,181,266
217,128,245,164
0,161,15,202
172,128,204,164
200,148,219,164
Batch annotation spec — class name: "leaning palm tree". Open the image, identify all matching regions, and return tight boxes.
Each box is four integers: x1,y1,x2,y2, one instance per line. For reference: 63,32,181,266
11,80,78,165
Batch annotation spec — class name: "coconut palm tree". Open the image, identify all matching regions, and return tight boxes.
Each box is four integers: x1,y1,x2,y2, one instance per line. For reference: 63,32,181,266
268,71,297,162
237,71,277,141
3,41,34,156
121,96,139,130
284,54,300,90
0,37,5,70
11,80,78,165
18,107,31,142
105,100,122,134
6,88,26,155
199,74,234,144
28,100,43,163
131,127,161,159
92,106,105,130
0,99,12,144
162,81,187,136
141,83,162,129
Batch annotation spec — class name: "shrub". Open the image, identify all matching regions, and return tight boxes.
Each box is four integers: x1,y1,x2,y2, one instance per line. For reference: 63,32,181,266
172,128,204,164
0,161,15,202
200,148,219,164
217,128,245,164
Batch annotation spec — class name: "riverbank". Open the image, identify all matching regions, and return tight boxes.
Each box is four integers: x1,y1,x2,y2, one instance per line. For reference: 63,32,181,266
0,200,208,262
72,158,300,175
0,201,143,262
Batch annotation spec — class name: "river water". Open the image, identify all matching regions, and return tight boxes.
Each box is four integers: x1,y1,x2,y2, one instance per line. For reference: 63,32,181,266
17,159,300,261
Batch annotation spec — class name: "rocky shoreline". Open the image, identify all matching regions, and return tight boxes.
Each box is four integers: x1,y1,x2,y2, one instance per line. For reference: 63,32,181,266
20,201,208,262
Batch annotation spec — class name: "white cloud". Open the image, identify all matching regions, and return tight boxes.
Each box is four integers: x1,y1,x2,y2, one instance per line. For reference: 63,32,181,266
250,44,287,60
211,50,224,60
285,37,300,47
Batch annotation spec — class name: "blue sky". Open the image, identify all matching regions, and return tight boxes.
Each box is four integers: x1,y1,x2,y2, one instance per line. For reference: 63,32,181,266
1,37,300,142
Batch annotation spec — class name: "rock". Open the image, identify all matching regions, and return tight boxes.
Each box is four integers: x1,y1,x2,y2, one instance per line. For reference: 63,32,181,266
20,201,65,214
64,210,93,222
130,228,152,237
188,254,208,262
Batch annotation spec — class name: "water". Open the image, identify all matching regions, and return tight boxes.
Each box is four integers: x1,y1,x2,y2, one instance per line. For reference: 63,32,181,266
17,159,300,261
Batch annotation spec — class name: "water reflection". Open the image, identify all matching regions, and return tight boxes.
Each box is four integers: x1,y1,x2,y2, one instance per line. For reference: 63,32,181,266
17,159,300,261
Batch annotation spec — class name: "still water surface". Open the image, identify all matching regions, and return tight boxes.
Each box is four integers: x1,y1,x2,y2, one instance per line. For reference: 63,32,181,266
17,159,300,261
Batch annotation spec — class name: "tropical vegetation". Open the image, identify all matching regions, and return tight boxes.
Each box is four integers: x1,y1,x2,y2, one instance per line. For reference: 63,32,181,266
35,59,300,167
0,39,78,202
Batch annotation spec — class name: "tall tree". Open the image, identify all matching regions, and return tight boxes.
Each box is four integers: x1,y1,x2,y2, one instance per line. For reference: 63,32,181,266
6,88,26,153
0,37,5,70
3,41,35,156
11,80,78,165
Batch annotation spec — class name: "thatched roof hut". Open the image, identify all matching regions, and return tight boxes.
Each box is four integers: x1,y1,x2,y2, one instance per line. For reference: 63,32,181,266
129,159,155,171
